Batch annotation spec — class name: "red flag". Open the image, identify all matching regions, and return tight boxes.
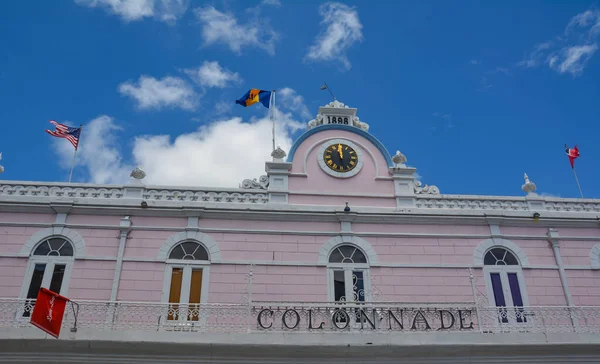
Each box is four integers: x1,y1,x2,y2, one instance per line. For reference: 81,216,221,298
565,144,580,169
29,288,70,338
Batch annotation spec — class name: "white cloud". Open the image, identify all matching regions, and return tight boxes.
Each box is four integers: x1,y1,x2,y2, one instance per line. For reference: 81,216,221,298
566,9,600,37
519,42,553,68
54,116,132,184
520,8,600,76
277,87,311,120
75,0,187,22
305,2,363,70
548,44,598,76
184,61,241,88
214,100,233,115
261,0,281,7
132,111,302,187
54,89,309,188
118,75,199,110
194,6,279,55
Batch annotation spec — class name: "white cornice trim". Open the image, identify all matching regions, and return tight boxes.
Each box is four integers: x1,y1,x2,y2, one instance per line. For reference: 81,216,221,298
3,221,600,242
3,201,600,228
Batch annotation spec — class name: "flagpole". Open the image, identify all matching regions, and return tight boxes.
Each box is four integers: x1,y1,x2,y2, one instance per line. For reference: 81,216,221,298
68,124,82,183
321,82,336,101
270,90,276,151
572,167,584,198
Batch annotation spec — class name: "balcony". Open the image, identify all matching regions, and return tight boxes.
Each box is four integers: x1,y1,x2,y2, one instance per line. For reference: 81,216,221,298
1,299,600,362
1,298,600,336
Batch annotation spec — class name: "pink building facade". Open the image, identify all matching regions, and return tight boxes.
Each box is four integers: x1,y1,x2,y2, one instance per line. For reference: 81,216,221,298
1,100,600,363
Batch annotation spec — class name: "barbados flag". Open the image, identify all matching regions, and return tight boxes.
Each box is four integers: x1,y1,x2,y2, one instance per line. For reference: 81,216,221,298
236,89,272,108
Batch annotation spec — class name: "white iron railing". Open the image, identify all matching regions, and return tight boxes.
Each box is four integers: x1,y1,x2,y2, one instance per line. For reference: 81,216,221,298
1,298,599,335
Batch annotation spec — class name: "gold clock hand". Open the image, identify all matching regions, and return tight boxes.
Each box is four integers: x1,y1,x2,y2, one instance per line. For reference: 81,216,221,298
337,144,343,159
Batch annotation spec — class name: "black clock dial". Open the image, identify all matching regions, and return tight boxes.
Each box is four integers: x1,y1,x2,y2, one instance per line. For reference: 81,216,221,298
323,143,358,173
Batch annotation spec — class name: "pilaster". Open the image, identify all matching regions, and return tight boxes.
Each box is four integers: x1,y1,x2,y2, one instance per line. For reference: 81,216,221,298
546,228,574,307
336,211,357,233
111,216,132,302
389,166,417,208
123,179,145,200
485,216,504,239
50,203,72,227
265,161,292,204
182,208,204,232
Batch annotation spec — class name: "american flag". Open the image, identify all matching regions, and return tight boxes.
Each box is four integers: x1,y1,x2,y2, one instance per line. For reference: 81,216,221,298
45,120,81,149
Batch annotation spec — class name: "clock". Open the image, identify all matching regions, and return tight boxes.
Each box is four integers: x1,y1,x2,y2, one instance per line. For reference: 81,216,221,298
317,139,363,178
323,143,358,172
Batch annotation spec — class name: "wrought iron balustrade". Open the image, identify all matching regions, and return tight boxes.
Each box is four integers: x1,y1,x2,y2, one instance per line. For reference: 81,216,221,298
1,298,599,335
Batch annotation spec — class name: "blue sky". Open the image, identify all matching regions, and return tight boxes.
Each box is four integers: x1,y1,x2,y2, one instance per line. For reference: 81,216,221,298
1,0,599,198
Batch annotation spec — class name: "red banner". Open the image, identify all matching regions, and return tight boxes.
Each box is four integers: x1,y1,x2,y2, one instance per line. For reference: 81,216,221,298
29,288,69,339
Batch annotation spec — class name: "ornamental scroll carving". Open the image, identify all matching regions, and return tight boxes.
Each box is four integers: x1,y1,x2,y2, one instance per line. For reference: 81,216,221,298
240,175,269,190
414,180,440,195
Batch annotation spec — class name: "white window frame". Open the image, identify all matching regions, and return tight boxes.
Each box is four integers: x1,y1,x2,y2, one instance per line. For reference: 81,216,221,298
20,257,74,298
161,260,211,326
483,265,530,327
326,264,371,302
18,251,74,320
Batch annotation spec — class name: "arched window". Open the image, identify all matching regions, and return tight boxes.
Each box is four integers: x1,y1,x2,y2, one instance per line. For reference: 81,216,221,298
329,245,367,264
483,247,529,324
484,248,519,266
163,241,210,322
22,238,75,317
32,238,74,257
168,241,209,260
327,244,370,304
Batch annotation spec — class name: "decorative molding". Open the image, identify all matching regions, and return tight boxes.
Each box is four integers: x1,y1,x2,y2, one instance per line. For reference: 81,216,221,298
0,183,269,204
317,235,378,265
414,181,440,195
544,201,600,212
591,244,600,270
286,124,393,167
239,175,269,190
158,231,222,262
416,197,529,210
143,189,269,204
19,227,85,257
4,181,600,215
473,238,530,268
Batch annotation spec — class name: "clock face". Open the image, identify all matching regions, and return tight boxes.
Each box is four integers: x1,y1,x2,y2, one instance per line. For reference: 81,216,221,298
322,143,359,173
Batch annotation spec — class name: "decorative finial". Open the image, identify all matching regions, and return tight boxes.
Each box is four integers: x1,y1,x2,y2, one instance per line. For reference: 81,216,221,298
130,166,146,181
522,173,537,195
392,150,407,167
271,146,286,161
0,152,3,174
